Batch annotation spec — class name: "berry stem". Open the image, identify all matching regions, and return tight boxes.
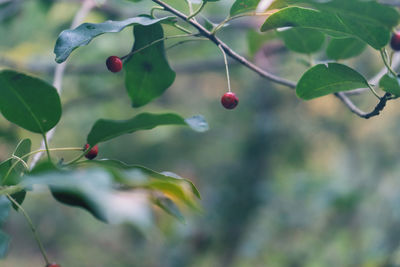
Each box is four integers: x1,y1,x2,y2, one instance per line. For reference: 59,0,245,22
10,155,29,171
186,0,194,17
218,44,232,92
120,33,199,60
0,185,24,196
6,194,50,266
367,83,381,100
380,48,397,77
211,12,273,35
24,147,83,162
188,1,206,20
149,5,192,34
63,146,92,166
173,24,193,35
150,6,164,18
2,147,83,183
166,37,209,50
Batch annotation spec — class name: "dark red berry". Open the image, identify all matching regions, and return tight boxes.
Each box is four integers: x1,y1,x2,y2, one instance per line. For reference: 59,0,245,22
84,144,98,160
106,56,123,73
46,264,61,267
221,92,239,109
391,32,400,51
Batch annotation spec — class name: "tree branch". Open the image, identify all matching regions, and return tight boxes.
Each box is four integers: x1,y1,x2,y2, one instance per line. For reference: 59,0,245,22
151,0,398,120
335,92,392,119
151,0,296,89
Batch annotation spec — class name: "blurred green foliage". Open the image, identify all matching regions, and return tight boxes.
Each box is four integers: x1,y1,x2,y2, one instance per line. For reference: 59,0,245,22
1,0,400,266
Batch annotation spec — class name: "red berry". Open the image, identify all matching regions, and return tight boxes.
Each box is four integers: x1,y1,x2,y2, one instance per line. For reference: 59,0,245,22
84,144,98,160
221,92,239,109
391,32,400,51
46,264,61,267
106,56,123,73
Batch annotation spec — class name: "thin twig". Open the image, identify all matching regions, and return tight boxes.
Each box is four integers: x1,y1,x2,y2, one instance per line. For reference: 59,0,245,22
380,48,398,77
335,92,392,119
7,194,50,265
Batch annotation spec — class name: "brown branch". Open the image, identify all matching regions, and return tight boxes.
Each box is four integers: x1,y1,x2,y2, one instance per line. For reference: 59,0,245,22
151,0,297,89
335,92,392,119
151,0,396,120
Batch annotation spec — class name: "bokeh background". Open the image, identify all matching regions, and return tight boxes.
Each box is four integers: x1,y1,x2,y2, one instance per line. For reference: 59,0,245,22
1,0,400,266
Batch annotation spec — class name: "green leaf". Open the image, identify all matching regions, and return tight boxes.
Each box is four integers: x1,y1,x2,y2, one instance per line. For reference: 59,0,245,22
27,163,115,222
326,37,367,60
379,74,400,97
51,189,105,221
230,0,260,16
261,7,352,37
153,195,185,222
247,30,276,57
87,113,208,146
0,70,62,134
82,159,201,199
54,16,176,63
268,0,400,30
26,161,194,227
296,63,369,100
0,159,14,185
2,141,29,208
0,159,26,210
278,27,324,54
261,4,399,49
124,22,176,107
0,230,10,259
267,0,289,10
148,180,196,208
